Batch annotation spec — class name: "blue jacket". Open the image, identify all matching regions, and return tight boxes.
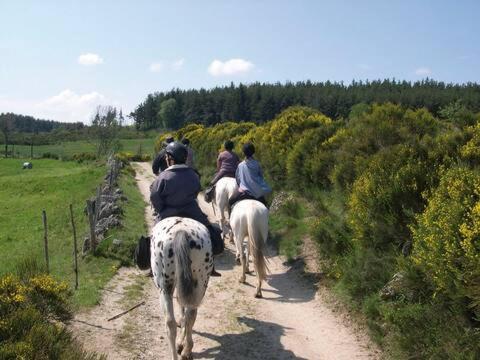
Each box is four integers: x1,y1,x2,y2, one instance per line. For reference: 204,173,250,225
235,158,271,198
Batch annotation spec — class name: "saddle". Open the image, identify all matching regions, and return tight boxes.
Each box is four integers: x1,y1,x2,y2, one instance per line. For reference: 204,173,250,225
229,193,267,212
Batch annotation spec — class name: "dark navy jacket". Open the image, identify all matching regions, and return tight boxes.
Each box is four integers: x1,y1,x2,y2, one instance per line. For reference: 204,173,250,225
150,165,209,227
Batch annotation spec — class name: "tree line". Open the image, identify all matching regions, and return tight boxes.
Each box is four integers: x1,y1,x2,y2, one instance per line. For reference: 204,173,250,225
0,112,84,133
131,79,480,130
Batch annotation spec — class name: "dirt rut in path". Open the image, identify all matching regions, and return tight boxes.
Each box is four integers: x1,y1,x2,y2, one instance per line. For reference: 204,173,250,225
72,162,381,359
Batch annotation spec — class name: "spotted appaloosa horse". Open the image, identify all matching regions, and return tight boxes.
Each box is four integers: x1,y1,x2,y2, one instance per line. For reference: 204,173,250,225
230,200,269,298
214,177,238,241
151,217,213,360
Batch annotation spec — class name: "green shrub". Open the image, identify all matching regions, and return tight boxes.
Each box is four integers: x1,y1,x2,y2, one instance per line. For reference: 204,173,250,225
412,166,480,319
325,104,440,190
0,264,103,359
114,151,151,165
311,214,350,257
348,145,430,251
378,299,480,359
72,152,97,163
239,106,332,185
286,125,337,190
339,248,396,299
41,152,59,160
278,197,302,218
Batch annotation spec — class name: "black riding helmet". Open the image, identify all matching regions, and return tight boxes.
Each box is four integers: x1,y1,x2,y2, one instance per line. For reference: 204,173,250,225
242,142,255,158
165,141,188,163
224,140,234,151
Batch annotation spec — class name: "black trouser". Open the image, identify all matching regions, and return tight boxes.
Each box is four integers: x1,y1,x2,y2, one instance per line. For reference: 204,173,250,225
210,171,235,186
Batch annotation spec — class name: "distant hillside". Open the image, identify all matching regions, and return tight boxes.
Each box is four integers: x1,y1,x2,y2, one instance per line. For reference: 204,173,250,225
0,112,84,133
130,79,480,130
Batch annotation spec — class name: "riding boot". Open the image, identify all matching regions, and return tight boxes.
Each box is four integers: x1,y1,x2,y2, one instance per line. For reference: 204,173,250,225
211,264,221,277
207,224,224,255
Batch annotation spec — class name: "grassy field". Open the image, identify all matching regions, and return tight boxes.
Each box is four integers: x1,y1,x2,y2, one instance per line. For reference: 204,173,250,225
3,138,157,159
0,158,147,308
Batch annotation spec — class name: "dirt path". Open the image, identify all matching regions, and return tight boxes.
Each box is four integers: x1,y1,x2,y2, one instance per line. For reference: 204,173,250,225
72,162,381,360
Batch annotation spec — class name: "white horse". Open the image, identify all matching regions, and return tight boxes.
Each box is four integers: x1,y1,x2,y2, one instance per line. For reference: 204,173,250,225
214,177,238,241
230,200,269,298
151,217,213,360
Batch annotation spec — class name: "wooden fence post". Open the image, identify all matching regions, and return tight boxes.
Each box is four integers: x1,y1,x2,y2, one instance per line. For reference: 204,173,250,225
86,200,97,252
42,210,49,273
69,204,79,290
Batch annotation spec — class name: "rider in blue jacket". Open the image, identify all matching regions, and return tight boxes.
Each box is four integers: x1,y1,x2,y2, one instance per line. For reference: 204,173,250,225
229,142,271,209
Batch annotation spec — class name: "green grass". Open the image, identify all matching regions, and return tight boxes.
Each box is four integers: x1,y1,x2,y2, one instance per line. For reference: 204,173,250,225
4,138,156,159
269,196,311,261
0,158,147,308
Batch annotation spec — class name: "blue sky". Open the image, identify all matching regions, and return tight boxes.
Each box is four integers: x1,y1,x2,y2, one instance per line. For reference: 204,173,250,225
0,0,478,123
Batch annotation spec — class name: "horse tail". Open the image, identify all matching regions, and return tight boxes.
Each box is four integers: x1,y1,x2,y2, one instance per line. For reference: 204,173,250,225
247,205,269,281
173,230,199,308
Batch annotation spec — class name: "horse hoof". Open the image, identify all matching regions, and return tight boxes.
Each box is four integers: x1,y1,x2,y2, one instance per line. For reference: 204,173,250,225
181,354,192,360
235,258,241,265
239,277,246,284
255,293,263,299
177,344,184,355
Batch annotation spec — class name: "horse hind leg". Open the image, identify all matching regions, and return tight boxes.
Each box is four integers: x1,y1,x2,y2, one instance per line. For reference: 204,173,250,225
176,307,186,354
161,290,178,360
234,234,246,283
179,308,197,360
255,276,263,298
245,238,252,274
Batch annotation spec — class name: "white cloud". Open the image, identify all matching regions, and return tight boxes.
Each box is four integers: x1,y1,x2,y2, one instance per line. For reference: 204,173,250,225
78,53,104,66
415,67,431,76
149,62,165,73
37,89,106,123
172,58,185,71
0,90,109,123
208,58,255,77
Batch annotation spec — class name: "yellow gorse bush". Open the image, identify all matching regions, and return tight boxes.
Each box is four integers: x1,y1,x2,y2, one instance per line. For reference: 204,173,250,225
0,274,27,306
0,273,70,313
412,166,480,316
29,274,69,294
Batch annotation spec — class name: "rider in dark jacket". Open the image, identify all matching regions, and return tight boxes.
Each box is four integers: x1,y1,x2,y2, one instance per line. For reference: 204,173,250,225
150,141,223,276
